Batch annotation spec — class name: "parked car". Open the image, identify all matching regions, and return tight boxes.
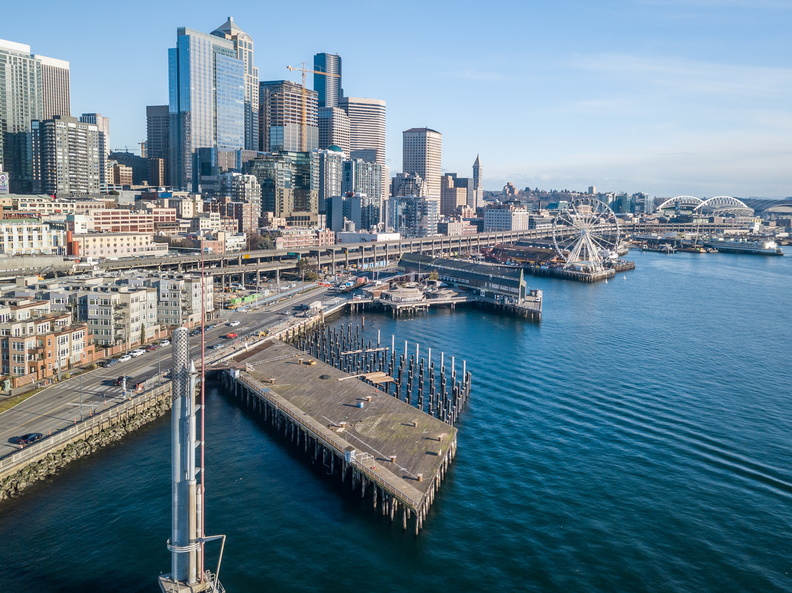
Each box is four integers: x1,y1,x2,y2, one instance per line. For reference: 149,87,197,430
189,329,201,336
144,344,159,352
129,349,145,357
113,376,133,387
117,354,132,363
227,321,240,327
16,433,44,445
159,339,170,346
223,333,238,339
209,343,223,350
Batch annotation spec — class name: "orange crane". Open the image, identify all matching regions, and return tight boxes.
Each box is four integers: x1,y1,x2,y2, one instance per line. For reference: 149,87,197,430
286,63,340,151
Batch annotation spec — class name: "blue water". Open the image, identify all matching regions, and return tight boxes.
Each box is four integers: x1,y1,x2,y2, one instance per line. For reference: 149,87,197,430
0,250,790,593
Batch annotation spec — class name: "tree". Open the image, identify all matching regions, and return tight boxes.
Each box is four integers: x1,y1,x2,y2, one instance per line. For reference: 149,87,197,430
297,258,318,281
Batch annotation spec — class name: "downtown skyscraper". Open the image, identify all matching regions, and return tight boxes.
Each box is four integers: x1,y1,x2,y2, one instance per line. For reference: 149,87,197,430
314,53,342,108
339,97,387,201
403,127,442,202
212,17,260,151
168,20,251,190
0,38,70,193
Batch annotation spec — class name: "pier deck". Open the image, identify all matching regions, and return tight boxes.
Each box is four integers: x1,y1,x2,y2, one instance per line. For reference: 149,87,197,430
219,340,457,532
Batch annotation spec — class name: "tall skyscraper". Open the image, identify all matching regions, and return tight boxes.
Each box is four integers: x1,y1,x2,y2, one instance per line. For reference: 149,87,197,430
211,17,260,151
318,107,350,155
339,97,386,201
314,53,342,108
339,97,386,165
259,80,318,153
38,55,71,119
403,127,442,202
0,39,71,193
31,115,100,195
168,25,245,190
147,105,170,184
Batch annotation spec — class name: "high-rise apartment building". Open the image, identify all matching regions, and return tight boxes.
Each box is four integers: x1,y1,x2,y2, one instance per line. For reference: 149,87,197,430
326,193,380,233
0,39,71,193
342,158,383,206
80,113,110,188
168,25,245,190
31,115,101,195
314,53,342,108
318,107,350,155
403,127,442,201
391,172,426,198
387,196,439,237
317,148,345,212
211,17,259,151
259,80,318,153
245,151,318,223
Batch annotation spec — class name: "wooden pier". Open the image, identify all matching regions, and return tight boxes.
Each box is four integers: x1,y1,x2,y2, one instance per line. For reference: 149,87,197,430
214,340,458,534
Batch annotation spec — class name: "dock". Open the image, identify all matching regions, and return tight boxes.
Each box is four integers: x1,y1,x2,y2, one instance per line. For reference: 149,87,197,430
214,340,458,533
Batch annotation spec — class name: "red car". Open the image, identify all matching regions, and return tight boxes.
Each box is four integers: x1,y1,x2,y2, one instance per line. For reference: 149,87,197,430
223,332,238,339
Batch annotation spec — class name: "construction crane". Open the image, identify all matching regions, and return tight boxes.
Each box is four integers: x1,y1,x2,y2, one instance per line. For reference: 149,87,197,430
286,63,340,151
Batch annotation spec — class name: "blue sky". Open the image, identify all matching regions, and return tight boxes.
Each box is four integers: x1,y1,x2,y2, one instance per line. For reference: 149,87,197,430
4,0,791,198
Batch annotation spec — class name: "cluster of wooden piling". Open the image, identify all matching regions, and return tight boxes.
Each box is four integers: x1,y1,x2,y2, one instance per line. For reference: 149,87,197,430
291,323,472,426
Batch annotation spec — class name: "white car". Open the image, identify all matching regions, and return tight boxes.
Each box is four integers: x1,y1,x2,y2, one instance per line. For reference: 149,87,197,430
227,321,240,327
117,354,132,363
159,339,170,346
129,349,145,357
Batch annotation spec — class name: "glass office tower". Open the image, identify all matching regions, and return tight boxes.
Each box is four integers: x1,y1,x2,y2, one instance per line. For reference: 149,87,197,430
168,26,244,190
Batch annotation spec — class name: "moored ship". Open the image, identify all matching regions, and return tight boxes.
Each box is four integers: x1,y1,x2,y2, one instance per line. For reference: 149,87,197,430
704,239,784,256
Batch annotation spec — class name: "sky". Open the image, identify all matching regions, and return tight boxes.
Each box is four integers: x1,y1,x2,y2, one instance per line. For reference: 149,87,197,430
4,0,791,198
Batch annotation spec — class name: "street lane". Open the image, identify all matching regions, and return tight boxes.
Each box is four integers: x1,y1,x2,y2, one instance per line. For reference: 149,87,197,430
0,284,332,455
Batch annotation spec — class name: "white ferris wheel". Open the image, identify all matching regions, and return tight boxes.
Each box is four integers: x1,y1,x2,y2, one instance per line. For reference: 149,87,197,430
552,198,621,272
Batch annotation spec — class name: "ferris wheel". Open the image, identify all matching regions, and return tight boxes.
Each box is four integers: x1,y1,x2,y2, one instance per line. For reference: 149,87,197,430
552,198,621,272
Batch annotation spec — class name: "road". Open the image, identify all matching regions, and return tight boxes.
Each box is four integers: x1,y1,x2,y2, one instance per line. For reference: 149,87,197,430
0,283,335,456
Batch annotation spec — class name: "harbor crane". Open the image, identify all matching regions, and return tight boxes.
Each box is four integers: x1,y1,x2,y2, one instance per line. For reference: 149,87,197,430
286,64,340,151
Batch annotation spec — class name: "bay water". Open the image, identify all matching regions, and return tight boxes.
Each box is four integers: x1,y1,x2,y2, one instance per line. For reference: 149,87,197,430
0,250,789,592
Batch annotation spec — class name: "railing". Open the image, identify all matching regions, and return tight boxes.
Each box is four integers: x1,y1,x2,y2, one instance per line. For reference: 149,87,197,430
0,382,171,474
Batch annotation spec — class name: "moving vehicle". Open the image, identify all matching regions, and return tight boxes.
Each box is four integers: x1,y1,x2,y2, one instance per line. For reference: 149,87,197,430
223,333,238,339
114,376,133,387
227,321,240,327
16,433,44,445
159,339,171,346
